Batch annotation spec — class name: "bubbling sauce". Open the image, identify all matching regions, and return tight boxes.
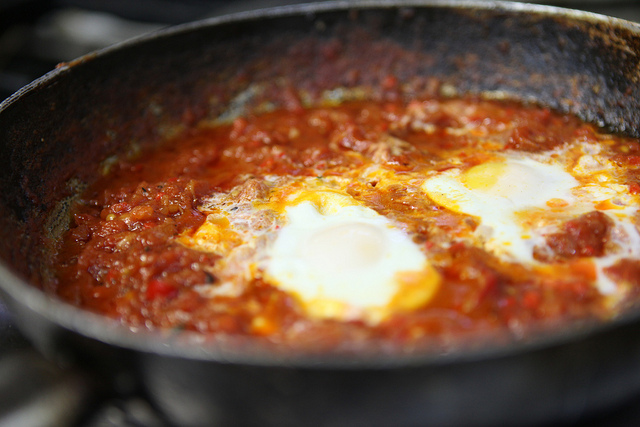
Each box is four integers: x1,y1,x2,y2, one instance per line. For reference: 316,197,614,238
51,98,640,352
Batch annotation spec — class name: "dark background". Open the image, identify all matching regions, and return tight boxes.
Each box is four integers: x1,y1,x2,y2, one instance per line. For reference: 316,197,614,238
1,1,640,426
1,0,640,103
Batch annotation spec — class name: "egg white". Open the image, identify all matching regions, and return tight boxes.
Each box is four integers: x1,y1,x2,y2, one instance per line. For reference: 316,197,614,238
420,146,640,295
180,177,440,323
422,156,579,262
263,191,440,323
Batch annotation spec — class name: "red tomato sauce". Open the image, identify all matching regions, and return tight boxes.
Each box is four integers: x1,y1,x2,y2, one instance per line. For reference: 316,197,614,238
51,98,640,351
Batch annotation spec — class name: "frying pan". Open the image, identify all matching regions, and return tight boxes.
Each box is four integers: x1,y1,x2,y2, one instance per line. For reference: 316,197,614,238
2,1,640,425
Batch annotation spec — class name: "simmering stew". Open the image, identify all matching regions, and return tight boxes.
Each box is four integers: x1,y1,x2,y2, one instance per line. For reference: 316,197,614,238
50,98,640,351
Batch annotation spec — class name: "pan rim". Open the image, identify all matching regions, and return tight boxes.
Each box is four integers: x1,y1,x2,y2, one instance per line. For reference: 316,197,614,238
0,256,634,369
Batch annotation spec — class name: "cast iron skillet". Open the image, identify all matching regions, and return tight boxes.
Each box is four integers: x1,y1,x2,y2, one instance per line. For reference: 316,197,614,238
2,1,640,425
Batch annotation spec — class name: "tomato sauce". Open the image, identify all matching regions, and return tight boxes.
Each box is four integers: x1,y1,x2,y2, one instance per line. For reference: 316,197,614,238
51,98,640,351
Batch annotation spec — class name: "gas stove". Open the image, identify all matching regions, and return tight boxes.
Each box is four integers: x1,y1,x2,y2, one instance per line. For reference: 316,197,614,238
2,1,640,426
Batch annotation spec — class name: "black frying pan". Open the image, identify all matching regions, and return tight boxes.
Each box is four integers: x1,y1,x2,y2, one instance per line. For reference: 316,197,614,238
2,1,640,425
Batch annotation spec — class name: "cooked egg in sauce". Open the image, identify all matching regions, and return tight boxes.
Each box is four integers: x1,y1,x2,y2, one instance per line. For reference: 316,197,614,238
422,156,579,263
421,145,640,294
179,179,440,323
55,98,640,349
180,140,640,317
264,190,439,323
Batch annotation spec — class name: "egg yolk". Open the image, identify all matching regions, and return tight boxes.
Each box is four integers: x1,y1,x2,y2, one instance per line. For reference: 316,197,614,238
264,193,440,323
422,157,579,263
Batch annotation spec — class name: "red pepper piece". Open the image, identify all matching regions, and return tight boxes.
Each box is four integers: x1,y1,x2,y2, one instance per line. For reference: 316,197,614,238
146,279,178,301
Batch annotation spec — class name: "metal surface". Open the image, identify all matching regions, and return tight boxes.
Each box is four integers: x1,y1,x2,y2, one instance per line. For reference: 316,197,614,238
1,1,640,425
